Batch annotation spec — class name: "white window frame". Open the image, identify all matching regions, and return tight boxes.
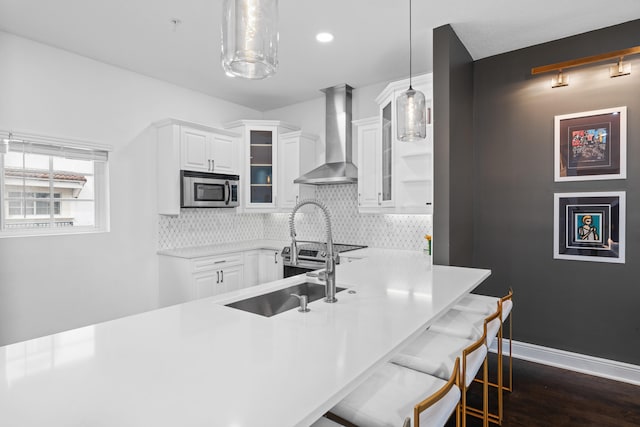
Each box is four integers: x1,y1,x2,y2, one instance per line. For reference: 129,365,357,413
0,130,111,238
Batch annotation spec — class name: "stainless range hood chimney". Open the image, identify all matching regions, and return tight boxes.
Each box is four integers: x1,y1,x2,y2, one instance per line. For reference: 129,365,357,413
294,84,358,185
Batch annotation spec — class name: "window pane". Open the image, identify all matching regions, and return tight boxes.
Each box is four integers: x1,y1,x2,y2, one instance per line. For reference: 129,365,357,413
24,153,50,170
4,200,47,229
4,152,24,169
73,175,94,200
8,200,22,215
52,157,94,175
2,138,107,234
58,200,95,227
35,201,50,215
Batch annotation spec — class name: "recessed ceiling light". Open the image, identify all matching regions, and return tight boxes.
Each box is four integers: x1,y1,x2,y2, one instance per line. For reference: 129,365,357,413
316,32,334,43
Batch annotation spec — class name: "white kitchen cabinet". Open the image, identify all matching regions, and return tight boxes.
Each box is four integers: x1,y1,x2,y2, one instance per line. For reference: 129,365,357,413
354,117,383,210
154,118,241,215
259,249,283,283
192,271,219,300
278,131,317,209
243,250,260,287
218,264,243,293
193,263,243,298
179,126,239,175
224,120,299,212
158,252,244,306
354,73,433,214
180,127,210,171
211,133,238,175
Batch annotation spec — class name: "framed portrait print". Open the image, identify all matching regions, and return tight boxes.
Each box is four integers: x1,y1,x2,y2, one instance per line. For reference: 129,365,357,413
554,106,627,181
554,191,625,263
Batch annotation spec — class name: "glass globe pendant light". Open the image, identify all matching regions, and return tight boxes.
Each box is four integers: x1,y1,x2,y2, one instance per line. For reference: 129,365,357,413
221,0,279,80
396,0,426,141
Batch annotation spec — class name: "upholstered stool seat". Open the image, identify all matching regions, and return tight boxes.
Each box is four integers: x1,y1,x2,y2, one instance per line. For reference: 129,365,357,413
392,331,487,388
454,290,515,399
428,308,501,348
454,294,512,321
330,362,460,427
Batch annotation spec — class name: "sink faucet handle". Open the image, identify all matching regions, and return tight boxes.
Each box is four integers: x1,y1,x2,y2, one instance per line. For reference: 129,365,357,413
290,293,310,312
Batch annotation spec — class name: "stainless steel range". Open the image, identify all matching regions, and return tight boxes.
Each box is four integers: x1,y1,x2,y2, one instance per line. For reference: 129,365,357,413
281,242,367,277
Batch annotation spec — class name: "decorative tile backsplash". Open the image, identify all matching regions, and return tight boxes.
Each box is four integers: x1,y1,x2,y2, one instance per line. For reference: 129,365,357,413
158,209,264,250
159,184,432,251
264,185,432,250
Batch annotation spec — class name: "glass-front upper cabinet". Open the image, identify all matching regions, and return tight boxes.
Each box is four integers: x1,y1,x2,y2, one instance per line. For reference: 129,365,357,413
368,73,433,214
249,129,274,204
380,102,393,206
224,120,300,211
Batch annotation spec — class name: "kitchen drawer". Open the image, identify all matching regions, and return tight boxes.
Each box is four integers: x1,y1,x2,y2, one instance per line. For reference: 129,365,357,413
192,253,243,272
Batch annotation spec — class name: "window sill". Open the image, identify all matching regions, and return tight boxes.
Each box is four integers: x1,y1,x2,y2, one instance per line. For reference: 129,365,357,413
0,226,109,239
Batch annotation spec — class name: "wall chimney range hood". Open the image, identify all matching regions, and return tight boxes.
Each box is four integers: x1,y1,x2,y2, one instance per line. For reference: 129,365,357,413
294,84,358,185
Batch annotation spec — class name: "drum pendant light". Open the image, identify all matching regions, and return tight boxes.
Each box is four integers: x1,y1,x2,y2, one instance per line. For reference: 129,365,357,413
221,0,279,79
396,0,426,141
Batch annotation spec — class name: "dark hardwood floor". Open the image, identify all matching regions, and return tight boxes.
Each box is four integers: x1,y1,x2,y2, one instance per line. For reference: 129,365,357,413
446,355,640,427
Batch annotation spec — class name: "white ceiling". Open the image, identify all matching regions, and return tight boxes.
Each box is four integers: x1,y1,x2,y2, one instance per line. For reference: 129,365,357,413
1,0,640,111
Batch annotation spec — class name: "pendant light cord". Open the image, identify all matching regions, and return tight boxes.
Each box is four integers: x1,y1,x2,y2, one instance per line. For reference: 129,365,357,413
409,0,413,90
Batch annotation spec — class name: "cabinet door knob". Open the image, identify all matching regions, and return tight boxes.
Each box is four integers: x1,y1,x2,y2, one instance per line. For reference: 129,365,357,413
216,271,220,284
221,270,224,283
377,192,382,206
274,251,278,264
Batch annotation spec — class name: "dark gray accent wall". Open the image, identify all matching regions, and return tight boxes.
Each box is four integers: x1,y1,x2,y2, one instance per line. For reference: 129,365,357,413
433,25,475,266
471,20,640,364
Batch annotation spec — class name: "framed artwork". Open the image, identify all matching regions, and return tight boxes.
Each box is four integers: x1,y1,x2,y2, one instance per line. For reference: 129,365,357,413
554,191,625,263
554,106,627,181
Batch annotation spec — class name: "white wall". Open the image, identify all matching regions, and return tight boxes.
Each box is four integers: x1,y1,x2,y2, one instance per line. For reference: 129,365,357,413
0,32,261,345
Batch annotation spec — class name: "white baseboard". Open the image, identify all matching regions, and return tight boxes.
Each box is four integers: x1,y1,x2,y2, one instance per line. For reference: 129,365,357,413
489,339,640,387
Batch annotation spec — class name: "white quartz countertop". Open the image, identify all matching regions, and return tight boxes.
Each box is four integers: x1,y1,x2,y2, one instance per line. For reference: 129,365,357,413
0,249,490,427
157,239,290,258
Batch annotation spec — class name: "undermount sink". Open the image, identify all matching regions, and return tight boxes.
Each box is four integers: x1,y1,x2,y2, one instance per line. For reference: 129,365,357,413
225,282,346,317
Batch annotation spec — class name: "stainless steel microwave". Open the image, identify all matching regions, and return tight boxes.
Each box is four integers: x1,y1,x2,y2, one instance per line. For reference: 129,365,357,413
181,170,239,208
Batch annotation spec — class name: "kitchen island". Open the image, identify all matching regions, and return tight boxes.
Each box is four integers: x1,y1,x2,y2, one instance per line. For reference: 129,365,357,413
0,249,490,427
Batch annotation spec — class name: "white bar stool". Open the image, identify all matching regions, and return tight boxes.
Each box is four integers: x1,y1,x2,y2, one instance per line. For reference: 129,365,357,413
329,358,461,427
391,331,487,427
427,305,503,425
454,290,513,393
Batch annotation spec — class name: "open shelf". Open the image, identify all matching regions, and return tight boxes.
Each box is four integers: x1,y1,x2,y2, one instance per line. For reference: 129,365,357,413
401,178,430,183
400,151,430,159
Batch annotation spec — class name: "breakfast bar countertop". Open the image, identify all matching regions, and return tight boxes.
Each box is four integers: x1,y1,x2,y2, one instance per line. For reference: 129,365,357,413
0,249,490,427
